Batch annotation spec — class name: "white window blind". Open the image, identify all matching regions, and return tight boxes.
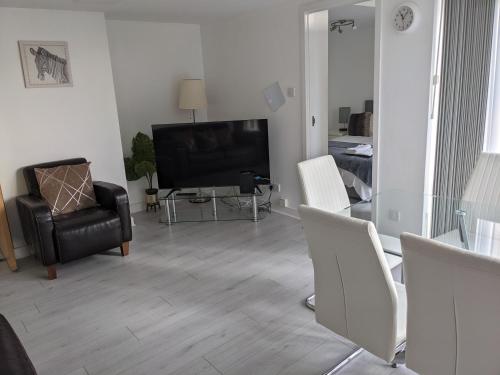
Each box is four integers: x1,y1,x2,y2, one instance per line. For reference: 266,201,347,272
485,1,500,153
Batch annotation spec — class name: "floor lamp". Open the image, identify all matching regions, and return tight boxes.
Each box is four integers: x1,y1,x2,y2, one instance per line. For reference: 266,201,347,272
178,79,210,202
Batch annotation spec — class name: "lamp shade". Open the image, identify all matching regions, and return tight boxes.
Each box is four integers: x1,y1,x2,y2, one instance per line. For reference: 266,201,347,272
179,79,207,110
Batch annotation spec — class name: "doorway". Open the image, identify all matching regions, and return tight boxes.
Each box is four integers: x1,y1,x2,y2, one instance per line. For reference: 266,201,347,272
302,0,380,200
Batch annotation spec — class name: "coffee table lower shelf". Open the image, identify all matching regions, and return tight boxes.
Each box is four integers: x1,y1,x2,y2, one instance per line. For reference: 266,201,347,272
159,191,270,225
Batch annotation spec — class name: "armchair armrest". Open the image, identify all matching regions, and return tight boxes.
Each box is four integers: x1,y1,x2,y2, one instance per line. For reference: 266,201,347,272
93,181,132,242
16,195,57,266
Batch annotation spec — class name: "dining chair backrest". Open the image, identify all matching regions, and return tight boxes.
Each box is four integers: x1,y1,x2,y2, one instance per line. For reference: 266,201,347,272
401,233,500,375
298,204,399,362
462,153,500,222
297,155,349,213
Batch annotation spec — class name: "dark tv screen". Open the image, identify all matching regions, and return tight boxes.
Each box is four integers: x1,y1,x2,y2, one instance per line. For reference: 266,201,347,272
152,119,270,189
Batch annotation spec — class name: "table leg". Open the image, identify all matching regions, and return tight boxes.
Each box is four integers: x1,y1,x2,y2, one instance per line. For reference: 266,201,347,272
165,199,171,225
212,189,217,221
0,186,17,271
456,210,470,250
172,193,177,222
252,195,258,222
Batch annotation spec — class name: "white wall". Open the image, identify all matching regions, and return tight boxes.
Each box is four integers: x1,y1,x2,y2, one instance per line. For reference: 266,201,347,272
328,23,375,132
375,0,436,195
202,0,436,213
0,8,127,256
106,20,206,212
201,0,303,214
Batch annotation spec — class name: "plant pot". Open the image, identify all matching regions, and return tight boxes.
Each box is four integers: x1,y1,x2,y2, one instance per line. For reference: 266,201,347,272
145,189,158,204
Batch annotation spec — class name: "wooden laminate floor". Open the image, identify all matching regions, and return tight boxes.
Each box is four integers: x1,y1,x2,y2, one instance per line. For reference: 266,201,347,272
0,211,415,375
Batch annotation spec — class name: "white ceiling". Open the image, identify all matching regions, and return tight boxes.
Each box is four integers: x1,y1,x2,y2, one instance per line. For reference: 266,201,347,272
0,0,298,23
0,0,375,25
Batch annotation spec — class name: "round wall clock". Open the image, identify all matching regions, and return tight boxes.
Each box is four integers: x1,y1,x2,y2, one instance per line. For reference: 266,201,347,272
393,4,417,32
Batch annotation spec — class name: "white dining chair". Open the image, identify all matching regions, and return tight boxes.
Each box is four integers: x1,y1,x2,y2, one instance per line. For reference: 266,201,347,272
401,233,500,375
297,155,350,213
462,152,500,224
463,152,500,206
299,205,406,373
298,155,350,309
297,155,400,310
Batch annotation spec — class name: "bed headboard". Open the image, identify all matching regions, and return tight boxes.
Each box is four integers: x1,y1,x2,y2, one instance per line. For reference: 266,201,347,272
365,100,374,113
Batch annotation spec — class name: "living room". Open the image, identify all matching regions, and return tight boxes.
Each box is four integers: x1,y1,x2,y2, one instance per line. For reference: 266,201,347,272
2,0,500,374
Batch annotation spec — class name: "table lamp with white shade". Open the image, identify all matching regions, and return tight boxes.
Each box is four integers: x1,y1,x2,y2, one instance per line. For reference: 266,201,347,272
179,79,207,124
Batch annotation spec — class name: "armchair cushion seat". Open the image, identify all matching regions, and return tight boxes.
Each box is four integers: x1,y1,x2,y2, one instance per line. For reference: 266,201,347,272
53,207,122,263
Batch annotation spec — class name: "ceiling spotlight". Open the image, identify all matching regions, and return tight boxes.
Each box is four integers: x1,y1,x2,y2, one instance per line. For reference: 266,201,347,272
330,19,356,33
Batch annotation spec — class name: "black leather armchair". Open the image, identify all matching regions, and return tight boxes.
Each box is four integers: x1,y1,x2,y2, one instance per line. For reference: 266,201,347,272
16,158,132,279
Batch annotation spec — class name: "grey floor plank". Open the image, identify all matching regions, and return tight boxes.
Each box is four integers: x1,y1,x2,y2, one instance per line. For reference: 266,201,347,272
0,210,415,375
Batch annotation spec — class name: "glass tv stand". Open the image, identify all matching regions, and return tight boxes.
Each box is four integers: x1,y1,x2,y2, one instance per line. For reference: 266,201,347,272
159,187,271,225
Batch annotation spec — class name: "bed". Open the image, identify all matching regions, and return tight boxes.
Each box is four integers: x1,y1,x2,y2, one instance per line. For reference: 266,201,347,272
328,135,373,201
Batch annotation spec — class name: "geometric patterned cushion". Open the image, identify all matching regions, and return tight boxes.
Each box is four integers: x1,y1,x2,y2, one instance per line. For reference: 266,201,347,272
34,162,96,216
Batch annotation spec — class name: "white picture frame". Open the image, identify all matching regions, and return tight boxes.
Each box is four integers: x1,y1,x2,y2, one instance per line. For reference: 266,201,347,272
18,40,73,88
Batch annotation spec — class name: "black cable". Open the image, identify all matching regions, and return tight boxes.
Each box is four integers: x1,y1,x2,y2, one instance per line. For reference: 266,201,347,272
220,185,273,212
258,184,273,213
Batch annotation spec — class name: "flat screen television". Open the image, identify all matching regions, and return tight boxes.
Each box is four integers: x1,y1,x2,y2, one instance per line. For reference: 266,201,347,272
152,119,270,189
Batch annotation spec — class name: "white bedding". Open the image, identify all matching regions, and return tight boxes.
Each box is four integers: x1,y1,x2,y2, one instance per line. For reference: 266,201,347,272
338,168,372,201
330,136,373,200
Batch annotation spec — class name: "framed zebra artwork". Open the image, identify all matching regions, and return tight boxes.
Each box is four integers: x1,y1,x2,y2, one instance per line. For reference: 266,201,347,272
18,40,73,88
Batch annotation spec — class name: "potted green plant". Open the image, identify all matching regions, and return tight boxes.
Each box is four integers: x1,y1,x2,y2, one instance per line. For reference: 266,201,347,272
124,132,159,208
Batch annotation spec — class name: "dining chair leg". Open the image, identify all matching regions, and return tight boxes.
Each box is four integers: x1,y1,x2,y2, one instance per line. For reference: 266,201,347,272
323,347,364,375
305,293,315,311
391,342,406,368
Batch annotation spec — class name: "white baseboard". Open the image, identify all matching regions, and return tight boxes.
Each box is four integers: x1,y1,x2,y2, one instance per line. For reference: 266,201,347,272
129,201,145,214
15,245,31,259
272,206,299,220
0,242,31,261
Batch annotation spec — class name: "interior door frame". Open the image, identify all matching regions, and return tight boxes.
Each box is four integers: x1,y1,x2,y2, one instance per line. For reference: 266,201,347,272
300,0,382,193
304,9,329,159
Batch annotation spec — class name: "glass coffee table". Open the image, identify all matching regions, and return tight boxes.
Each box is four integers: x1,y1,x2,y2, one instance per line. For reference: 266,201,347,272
159,187,271,225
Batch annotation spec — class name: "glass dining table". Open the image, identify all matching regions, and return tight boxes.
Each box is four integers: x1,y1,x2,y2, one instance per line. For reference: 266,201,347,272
304,189,500,311
341,190,500,259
